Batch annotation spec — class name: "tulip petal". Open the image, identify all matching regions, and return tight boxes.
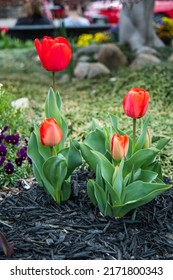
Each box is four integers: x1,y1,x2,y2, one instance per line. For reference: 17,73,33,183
46,43,72,72
34,38,43,62
55,36,71,49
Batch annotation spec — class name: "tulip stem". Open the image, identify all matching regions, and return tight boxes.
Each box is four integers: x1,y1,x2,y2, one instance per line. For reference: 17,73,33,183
50,146,54,157
52,72,56,91
133,118,136,144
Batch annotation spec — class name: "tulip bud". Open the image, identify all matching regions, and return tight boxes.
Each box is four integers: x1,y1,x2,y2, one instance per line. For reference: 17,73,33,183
40,118,63,146
111,133,129,161
123,88,150,119
143,128,152,148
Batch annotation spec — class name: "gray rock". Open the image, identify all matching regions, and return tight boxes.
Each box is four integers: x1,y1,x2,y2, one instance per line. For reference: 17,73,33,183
78,55,91,62
74,62,90,79
168,53,173,62
97,43,127,71
76,44,102,58
135,46,160,58
131,53,161,67
88,62,110,78
74,62,110,79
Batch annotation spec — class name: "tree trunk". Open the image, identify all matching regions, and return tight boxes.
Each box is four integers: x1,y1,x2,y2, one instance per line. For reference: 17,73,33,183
119,0,165,50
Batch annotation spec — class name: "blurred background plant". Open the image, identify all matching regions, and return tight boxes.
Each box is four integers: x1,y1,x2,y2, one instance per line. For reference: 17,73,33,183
154,16,173,44
0,27,33,49
76,31,110,47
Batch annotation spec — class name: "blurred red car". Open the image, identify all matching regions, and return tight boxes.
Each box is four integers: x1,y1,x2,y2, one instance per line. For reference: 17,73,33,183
83,0,173,24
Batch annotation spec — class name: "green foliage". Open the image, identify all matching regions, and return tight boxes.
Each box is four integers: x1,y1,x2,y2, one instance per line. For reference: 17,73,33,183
0,87,30,136
80,115,171,218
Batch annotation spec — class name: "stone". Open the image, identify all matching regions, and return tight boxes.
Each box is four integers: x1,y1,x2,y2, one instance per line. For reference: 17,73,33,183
75,44,102,58
88,63,110,78
131,53,161,67
74,62,110,79
97,43,127,71
168,53,173,62
11,97,29,109
74,62,90,79
78,55,91,62
135,46,160,57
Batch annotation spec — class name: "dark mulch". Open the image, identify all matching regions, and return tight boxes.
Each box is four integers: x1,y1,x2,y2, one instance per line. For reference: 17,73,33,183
0,168,173,260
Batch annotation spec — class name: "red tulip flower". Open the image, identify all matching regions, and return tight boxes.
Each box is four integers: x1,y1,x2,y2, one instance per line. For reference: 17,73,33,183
123,88,150,119
34,36,72,72
40,118,63,146
111,133,129,161
0,26,8,34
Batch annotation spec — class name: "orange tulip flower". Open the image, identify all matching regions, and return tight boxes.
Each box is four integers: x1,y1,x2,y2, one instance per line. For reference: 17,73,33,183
123,88,150,119
111,133,129,161
34,36,72,72
40,118,63,146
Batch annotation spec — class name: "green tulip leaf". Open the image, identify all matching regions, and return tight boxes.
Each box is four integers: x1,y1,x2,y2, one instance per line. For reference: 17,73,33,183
43,154,67,203
61,180,71,201
55,89,62,110
133,169,158,183
62,140,82,179
34,125,51,160
45,88,62,126
112,181,171,218
134,115,150,152
32,164,44,187
156,137,170,150
124,180,169,203
84,128,107,155
87,179,97,205
142,161,163,180
96,164,105,188
90,118,102,130
91,150,114,184
109,114,125,135
28,131,55,198
113,158,125,202
105,180,121,204
93,181,107,214
80,143,99,172
124,148,159,177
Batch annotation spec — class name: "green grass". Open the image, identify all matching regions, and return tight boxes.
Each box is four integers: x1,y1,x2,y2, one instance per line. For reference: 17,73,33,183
0,48,172,180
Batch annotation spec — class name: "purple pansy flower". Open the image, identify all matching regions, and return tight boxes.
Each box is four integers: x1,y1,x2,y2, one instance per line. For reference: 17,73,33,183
4,161,15,174
0,144,7,156
4,135,13,144
11,134,20,146
17,147,27,160
1,125,9,134
15,157,23,167
5,134,20,145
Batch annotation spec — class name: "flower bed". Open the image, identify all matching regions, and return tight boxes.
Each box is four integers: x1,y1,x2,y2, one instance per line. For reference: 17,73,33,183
0,38,173,259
